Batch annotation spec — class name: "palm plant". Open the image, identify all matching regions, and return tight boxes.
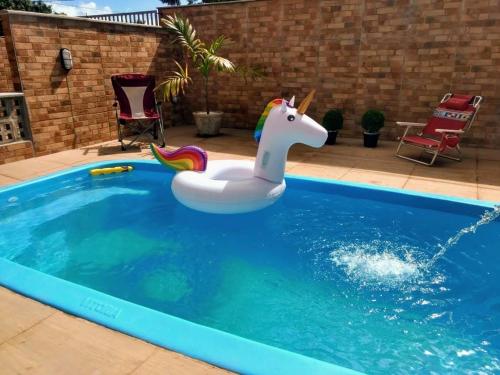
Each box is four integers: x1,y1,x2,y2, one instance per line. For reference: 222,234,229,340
158,14,235,114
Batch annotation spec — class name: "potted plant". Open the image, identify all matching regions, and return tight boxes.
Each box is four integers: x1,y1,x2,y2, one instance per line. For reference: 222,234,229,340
158,14,238,136
322,109,343,145
361,109,385,148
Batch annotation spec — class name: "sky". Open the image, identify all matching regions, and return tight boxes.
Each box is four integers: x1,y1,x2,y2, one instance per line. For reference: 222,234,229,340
44,1,185,16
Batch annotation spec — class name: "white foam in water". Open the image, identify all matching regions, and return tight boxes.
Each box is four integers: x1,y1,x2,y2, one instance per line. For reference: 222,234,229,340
456,349,476,358
331,206,500,287
330,241,423,286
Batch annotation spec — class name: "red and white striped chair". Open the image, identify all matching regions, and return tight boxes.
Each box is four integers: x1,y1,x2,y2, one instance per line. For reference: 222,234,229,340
111,73,165,151
395,93,482,166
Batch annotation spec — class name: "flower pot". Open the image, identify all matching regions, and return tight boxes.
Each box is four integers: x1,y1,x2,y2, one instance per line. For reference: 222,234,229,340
325,130,338,145
363,132,380,148
193,111,223,136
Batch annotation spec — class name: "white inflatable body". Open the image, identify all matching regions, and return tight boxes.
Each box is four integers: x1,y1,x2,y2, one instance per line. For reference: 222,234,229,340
171,93,327,214
172,160,286,214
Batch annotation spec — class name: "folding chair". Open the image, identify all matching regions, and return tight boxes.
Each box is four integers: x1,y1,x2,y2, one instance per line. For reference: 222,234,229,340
395,93,482,166
111,73,166,151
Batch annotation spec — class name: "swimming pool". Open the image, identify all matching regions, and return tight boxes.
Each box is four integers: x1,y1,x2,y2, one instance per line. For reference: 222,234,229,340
0,160,499,374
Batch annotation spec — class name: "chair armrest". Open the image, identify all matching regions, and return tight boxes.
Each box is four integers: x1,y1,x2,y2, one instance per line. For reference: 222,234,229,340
435,129,464,134
396,122,426,127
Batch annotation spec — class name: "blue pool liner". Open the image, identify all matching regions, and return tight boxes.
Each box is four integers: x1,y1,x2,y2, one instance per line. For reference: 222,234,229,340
0,159,497,374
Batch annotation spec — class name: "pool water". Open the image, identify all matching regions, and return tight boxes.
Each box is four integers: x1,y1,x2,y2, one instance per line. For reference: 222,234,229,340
0,165,499,374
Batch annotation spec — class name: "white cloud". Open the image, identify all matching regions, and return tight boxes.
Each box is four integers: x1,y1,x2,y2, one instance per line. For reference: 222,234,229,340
81,1,97,10
51,1,112,17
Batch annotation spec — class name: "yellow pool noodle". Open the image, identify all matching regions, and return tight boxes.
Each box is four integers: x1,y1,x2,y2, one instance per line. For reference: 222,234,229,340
89,166,133,176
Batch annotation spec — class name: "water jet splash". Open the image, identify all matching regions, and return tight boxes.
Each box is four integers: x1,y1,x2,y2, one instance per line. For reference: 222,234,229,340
427,205,500,267
330,241,426,287
330,206,500,288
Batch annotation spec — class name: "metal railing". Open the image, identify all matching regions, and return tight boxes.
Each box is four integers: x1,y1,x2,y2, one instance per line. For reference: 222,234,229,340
84,10,159,26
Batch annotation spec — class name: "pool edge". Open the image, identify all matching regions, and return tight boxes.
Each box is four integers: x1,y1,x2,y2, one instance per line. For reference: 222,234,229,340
0,258,359,375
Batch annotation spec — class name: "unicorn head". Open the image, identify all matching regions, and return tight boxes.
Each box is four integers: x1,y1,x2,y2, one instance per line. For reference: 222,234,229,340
254,91,328,183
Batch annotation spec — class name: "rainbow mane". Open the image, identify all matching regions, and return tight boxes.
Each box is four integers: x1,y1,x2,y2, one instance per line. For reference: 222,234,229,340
254,98,287,143
150,144,208,172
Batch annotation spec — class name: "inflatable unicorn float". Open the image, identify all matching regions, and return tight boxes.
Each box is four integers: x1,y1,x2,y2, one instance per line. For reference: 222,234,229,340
151,90,327,214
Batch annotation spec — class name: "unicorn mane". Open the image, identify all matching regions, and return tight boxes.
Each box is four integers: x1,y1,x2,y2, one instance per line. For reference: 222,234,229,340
254,98,287,143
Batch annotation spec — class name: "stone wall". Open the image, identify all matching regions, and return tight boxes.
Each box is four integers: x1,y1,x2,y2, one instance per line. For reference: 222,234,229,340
0,11,173,163
159,0,500,148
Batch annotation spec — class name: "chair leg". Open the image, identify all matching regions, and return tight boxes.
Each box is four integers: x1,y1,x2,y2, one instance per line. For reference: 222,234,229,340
153,121,158,140
429,149,439,166
117,120,126,151
395,138,404,155
118,118,165,150
396,137,465,166
396,153,436,166
395,141,436,166
436,152,461,162
456,144,462,160
157,118,166,147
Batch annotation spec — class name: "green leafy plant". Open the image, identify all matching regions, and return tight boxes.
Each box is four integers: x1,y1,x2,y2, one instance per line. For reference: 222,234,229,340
159,14,256,114
361,110,385,133
322,109,344,131
0,0,52,13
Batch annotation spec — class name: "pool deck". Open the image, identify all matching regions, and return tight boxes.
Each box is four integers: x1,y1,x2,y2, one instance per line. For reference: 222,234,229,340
0,126,499,374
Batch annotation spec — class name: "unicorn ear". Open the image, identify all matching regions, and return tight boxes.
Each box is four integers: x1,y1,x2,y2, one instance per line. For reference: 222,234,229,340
280,99,288,113
289,96,295,107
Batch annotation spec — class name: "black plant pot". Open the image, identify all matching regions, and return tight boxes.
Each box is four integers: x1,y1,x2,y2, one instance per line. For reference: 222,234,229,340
363,132,380,148
326,130,338,145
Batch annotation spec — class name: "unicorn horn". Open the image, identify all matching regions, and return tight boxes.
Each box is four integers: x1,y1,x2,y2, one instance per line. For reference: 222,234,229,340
289,96,295,107
297,90,316,115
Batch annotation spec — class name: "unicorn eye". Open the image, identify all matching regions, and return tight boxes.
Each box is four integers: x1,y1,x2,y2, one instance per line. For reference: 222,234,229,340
287,115,295,122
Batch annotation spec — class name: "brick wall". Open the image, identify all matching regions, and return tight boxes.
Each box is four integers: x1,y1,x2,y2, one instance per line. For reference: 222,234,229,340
0,15,20,92
0,1,498,165
0,11,173,163
160,0,500,148
0,38,14,92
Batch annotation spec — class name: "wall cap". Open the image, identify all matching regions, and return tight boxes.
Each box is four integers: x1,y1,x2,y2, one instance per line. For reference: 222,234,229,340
158,0,259,10
0,10,163,30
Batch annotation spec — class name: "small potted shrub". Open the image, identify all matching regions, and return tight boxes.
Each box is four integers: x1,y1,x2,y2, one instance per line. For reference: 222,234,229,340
322,109,343,145
361,109,385,148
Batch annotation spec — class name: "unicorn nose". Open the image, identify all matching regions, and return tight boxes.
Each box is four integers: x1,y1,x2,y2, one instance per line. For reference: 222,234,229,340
300,114,328,148
311,126,328,147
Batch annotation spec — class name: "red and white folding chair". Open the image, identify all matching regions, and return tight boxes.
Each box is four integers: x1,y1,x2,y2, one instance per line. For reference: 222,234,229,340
111,73,166,151
395,93,482,166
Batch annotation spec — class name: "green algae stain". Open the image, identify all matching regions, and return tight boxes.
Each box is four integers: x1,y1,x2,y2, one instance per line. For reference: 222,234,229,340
141,267,192,302
70,229,167,269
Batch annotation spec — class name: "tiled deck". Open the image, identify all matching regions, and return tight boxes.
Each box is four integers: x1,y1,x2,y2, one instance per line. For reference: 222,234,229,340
0,126,499,374
1,127,499,201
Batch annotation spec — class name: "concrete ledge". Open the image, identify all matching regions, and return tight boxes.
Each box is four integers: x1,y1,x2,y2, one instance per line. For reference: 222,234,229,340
0,140,34,165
